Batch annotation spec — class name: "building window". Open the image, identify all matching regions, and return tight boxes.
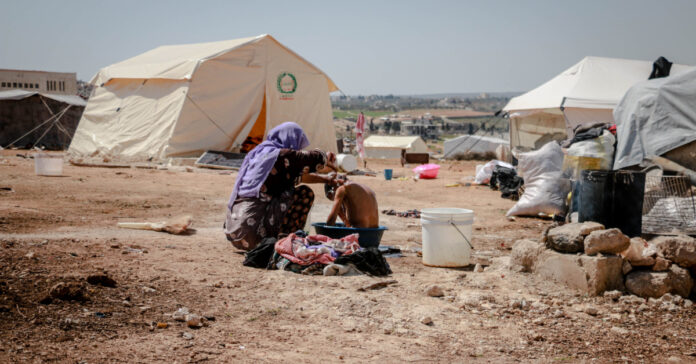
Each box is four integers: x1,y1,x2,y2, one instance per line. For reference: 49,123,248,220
35,83,39,88
13,82,18,88
1,82,4,87
23,83,27,88
28,83,33,89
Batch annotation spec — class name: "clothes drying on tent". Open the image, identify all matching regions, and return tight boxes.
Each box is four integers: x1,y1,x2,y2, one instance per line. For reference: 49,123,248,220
503,56,694,150
68,34,339,162
613,68,696,170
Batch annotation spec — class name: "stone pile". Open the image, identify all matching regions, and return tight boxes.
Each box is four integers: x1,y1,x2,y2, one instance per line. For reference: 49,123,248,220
511,222,696,299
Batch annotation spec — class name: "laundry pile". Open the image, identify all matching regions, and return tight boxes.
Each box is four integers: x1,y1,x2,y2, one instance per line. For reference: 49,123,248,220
243,231,392,276
382,209,421,218
489,165,524,200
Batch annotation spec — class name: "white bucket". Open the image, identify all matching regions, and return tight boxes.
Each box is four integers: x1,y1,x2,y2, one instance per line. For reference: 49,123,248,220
34,153,64,176
336,153,357,172
420,207,474,267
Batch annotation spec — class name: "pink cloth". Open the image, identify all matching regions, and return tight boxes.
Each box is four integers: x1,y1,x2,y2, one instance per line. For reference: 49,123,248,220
355,113,366,159
275,233,360,266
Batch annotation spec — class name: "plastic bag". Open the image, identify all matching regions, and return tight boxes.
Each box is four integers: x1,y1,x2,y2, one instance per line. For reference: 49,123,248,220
566,130,615,170
516,141,564,180
507,172,571,217
474,160,513,184
507,142,570,217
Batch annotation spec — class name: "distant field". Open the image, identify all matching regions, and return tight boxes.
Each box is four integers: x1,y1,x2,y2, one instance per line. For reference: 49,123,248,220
332,109,393,119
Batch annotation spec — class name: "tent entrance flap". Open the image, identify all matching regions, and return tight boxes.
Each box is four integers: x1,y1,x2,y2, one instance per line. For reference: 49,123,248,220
241,93,266,152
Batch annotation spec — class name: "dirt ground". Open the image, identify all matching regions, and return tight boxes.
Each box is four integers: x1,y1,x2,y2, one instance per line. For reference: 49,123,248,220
1,152,696,363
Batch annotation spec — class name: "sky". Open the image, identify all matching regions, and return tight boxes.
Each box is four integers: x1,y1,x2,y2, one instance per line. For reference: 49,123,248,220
1,0,695,95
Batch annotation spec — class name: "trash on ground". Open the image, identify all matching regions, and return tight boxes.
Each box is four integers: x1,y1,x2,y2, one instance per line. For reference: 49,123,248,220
117,215,193,235
357,280,398,291
382,209,421,218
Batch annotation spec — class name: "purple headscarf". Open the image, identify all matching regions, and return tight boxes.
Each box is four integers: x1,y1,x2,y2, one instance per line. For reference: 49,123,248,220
228,122,310,208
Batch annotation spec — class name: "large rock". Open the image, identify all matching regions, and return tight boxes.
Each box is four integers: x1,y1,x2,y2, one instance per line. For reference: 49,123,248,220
510,239,545,272
534,249,624,295
546,222,604,253
653,235,696,268
625,265,694,298
584,228,630,256
621,237,656,267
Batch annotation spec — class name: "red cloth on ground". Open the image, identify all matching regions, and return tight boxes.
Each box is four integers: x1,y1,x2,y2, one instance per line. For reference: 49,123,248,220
275,233,360,266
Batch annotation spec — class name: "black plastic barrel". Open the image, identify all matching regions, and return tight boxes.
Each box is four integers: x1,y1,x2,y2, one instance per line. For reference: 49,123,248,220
578,170,645,237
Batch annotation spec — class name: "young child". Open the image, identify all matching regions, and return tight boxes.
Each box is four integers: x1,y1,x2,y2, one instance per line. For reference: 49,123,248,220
324,173,379,228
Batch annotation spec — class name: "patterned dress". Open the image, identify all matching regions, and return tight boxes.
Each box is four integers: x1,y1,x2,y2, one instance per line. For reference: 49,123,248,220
225,149,326,250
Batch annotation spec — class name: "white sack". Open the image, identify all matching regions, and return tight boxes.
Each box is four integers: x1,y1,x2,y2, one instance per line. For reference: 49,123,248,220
474,160,513,184
508,141,570,217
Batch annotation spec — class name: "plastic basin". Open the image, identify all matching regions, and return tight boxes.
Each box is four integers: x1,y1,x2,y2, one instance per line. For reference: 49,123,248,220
413,163,440,179
311,222,388,248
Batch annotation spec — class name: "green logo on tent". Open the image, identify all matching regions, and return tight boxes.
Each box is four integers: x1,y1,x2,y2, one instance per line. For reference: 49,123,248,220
277,72,297,94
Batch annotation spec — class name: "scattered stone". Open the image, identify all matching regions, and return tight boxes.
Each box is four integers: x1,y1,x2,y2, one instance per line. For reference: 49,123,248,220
510,298,528,310
182,332,194,340
173,307,190,322
625,265,694,298
552,309,564,318
652,257,671,272
142,286,156,293
610,326,629,335
684,300,693,308
584,306,598,316
534,249,624,295
604,290,622,301
546,222,604,253
186,314,204,329
425,285,444,297
420,316,433,325
619,295,644,305
653,235,696,268
509,239,545,272
139,306,151,313
584,228,630,256
86,274,117,288
532,317,544,325
473,264,484,273
637,304,649,312
622,260,633,275
25,251,35,259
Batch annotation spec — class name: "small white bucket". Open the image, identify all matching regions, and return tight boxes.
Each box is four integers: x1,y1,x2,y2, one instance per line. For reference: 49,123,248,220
34,153,64,176
420,207,474,267
336,153,357,172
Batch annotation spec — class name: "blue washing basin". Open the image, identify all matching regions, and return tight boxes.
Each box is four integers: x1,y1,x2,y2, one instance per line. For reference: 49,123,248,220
311,222,388,248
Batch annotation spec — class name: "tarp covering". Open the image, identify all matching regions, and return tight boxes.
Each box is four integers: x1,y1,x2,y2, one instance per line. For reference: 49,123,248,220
69,34,338,161
363,135,428,159
443,135,508,158
613,68,696,170
0,90,87,106
503,56,694,149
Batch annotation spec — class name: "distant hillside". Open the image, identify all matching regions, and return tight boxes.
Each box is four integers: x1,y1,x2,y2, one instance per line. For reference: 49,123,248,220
406,92,522,99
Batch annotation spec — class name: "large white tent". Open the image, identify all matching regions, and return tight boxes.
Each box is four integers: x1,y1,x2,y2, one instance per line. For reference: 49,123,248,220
68,34,338,161
363,135,428,159
503,56,693,149
443,135,508,159
613,68,696,170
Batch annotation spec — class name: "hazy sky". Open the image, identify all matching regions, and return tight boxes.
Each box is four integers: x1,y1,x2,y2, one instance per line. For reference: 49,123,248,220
2,0,695,95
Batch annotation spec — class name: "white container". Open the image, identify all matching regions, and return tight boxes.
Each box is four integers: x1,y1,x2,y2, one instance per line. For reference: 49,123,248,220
34,153,64,176
336,153,357,172
420,207,474,267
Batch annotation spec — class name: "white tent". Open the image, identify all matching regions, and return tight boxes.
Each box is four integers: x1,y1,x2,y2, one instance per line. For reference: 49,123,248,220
363,135,428,159
68,34,338,161
443,135,508,159
503,56,693,149
613,68,696,170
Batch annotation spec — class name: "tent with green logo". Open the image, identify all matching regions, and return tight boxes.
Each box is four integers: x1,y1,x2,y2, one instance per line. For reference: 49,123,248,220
69,34,339,161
